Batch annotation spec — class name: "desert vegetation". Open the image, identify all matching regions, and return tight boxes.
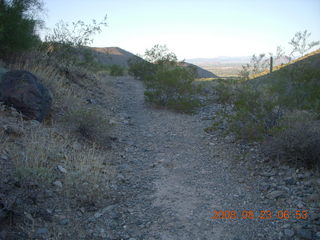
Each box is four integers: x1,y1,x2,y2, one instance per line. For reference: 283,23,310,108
0,1,118,237
1,0,319,238
128,44,202,113
207,31,320,171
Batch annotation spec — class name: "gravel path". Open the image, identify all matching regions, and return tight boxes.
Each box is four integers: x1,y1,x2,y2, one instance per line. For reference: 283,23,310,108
101,76,283,240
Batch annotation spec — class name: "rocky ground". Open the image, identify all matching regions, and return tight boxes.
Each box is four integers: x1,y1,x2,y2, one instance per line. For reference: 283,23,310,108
92,76,319,240
1,75,319,239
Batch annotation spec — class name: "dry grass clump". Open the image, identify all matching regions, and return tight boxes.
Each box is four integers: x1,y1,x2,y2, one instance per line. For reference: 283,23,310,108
63,105,112,147
264,111,320,171
3,50,115,202
8,123,115,202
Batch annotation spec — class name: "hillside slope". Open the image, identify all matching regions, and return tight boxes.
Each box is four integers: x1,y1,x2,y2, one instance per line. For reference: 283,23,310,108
249,49,320,87
90,47,143,67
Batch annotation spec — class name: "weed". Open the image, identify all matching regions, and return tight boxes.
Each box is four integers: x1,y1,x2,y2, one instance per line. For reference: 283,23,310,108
109,64,125,76
264,112,320,170
64,106,111,146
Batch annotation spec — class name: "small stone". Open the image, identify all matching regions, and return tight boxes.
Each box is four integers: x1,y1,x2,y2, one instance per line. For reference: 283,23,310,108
79,207,85,214
109,119,118,125
59,218,69,225
266,190,285,199
117,174,126,183
297,202,304,208
224,135,235,143
208,142,215,146
315,232,320,238
53,180,63,188
0,154,9,161
36,228,48,235
24,212,34,222
72,142,82,151
284,177,296,185
57,165,67,174
284,229,294,237
282,223,291,229
94,205,116,219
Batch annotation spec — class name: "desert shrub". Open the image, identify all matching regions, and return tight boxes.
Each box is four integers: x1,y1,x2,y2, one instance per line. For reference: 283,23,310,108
230,88,282,140
43,15,107,67
212,81,283,140
128,57,156,80
271,65,320,114
213,60,320,141
264,112,320,170
64,106,111,146
109,64,124,76
213,78,239,104
144,65,200,113
0,0,43,56
166,97,202,114
130,44,200,113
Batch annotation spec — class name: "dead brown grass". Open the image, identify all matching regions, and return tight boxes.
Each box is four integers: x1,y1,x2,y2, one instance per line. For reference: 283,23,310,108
4,51,115,202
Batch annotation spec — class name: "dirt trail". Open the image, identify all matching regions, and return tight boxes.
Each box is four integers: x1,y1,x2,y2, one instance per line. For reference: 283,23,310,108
106,76,280,240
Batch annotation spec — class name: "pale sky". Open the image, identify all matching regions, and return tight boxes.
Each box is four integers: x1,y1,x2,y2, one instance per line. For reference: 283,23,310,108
41,0,320,60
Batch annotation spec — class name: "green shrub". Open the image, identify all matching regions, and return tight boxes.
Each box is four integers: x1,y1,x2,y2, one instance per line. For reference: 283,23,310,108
144,66,200,113
128,57,156,80
109,64,124,76
213,79,238,104
213,81,283,140
0,0,42,56
212,62,320,141
271,66,320,114
129,45,201,113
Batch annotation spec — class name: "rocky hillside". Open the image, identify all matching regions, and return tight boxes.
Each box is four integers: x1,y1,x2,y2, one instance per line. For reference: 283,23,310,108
90,47,143,67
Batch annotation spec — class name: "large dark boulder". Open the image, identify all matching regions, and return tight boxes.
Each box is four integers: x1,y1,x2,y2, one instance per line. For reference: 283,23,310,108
0,70,52,122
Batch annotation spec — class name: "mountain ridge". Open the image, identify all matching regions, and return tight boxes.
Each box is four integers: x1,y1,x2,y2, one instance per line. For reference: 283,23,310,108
90,47,219,78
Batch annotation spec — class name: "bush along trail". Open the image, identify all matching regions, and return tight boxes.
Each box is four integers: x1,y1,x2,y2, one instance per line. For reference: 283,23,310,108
91,75,320,240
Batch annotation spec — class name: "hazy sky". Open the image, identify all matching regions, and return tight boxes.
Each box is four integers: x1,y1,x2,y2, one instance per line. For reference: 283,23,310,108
41,0,320,59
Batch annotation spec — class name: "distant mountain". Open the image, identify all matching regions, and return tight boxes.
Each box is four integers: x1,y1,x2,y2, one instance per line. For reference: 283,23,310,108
90,47,143,67
179,62,218,78
186,56,251,65
89,47,219,78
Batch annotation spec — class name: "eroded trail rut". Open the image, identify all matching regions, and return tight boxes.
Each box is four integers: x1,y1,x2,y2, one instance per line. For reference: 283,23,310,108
107,77,279,240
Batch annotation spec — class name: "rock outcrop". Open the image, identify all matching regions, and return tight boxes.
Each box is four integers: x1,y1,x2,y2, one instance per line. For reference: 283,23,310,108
0,70,52,122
